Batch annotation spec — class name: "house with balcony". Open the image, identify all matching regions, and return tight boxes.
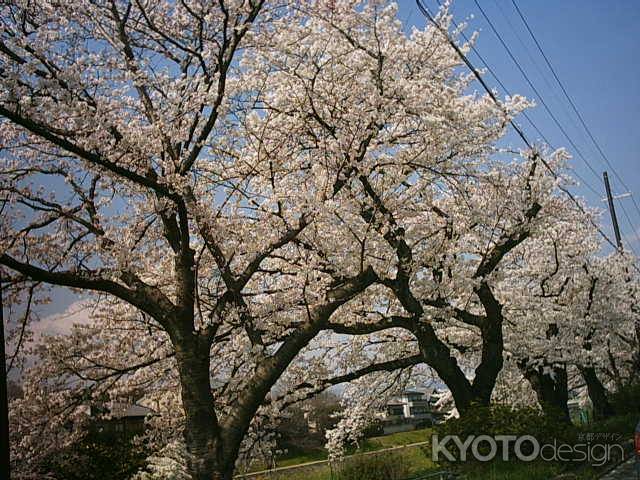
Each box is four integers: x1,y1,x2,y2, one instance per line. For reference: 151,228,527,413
377,389,440,434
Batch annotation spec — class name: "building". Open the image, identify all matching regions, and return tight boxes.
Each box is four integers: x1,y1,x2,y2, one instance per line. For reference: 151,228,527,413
90,402,155,436
377,390,439,434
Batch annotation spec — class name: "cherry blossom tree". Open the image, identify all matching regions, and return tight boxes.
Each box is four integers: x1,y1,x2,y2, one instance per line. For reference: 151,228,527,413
504,213,638,420
284,149,564,415
0,1,538,478
5,0,636,477
304,190,638,442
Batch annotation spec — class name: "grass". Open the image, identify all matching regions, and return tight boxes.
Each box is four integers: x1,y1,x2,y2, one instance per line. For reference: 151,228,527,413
396,445,436,474
271,427,434,468
275,448,327,468
255,446,438,480
360,428,431,450
244,427,436,479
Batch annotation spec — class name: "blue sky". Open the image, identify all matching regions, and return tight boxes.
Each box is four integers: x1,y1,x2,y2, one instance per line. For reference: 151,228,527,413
399,0,640,254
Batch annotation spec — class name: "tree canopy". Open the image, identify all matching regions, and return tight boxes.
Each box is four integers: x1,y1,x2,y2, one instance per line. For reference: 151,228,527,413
1,1,638,479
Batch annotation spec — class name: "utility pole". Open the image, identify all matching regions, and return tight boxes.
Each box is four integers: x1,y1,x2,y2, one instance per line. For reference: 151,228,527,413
603,171,623,251
0,267,9,480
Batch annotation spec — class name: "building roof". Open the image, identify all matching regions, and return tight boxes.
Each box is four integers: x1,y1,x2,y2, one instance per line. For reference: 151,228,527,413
93,402,155,419
121,403,155,418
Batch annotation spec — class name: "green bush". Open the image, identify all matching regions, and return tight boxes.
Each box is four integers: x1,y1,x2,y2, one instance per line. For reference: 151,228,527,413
415,419,433,429
437,404,576,443
42,430,148,480
361,418,384,438
610,382,640,416
433,404,578,462
582,411,638,439
334,451,410,480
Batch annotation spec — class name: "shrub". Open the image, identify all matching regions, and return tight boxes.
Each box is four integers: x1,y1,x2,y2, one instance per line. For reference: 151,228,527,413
433,404,578,462
610,382,640,416
437,404,575,442
415,419,433,429
583,412,638,438
42,430,148,480
361,418,384,438
334,451,410,480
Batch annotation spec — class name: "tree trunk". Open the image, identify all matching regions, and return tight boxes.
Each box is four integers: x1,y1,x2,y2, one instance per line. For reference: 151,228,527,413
521,363,570,422
580,366,615,420
471,318,504,408
413,313,505,416
414,324,489,415
175,339,227,480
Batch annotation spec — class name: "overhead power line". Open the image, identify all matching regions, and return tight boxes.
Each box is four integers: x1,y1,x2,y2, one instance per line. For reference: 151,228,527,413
466,0,639,255
510,0,640,225
431,0,602,199
469,0,602,183
414,0,626,257
490,0,589,144
617,196,640,258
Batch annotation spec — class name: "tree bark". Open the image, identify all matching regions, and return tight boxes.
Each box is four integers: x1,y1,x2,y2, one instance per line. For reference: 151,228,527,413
580,366,615,420
634,319,640,383
521,363,570,422
411,291,505,415
175,338,226,480
414,322,497,415
470,305,504,409
414,324,476,413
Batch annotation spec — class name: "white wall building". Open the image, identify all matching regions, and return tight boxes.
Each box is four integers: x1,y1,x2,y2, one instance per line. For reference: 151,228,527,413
377,390,439,434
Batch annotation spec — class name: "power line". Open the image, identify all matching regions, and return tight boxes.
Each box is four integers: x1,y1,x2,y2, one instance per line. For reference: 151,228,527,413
431,0,602,199
415,0,626,257
490,0,589,145
617,196,640,258
433,1,545,141
469,0,640,255
510,0,640,225
469,0,603,184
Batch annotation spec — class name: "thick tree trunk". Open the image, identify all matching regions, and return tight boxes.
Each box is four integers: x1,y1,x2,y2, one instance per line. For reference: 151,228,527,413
175,339,227,480
521,363,570,422
414,324,492,415
412,313,505,415
519,322,570,422
471,317,504,408
580,366,615,420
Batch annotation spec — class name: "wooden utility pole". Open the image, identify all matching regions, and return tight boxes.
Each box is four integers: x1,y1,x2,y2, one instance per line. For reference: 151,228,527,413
0,268,9,480
603,171,623,250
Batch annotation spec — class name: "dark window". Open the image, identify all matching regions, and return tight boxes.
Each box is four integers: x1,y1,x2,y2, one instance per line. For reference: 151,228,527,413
387,405,404,416
410,406,429,415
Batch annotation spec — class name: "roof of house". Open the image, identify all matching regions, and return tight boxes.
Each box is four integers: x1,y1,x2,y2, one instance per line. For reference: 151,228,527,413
93,402,155,419
121,404,155,418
